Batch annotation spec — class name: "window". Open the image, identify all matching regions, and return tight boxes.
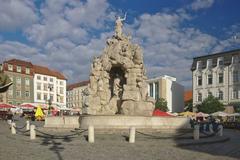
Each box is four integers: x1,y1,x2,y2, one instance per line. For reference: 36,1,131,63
155,82,159,100
50,78,53,82
232,90,238,99
8,64,13,71
218,91,223,100
149,83,153,97
16,77,21,85
60,81,63,85
43,77,47,81
43,83,48,91
44,94,48,100
25,91,30,97
197,92,202,102
50,94,54,101
60,87,64,94
17,66,21,72
197,61,202,70
208,91,212,97
8,89,13,96
218,57,224,67
37,75,41,80
218,73,224,84
207,59,212,69
25,78,30,86
207,74,213,85
37,83,41,90
16,90,21,97
26,68,30,74
197,76,202,86
60,96,64,103
37,93,41,100
233,70,238,83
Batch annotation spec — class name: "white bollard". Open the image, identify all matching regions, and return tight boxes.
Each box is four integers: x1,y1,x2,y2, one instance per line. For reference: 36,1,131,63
129,127,136,143
193,125,199,140
209,124,214,134
11,122,16,135
30,125,36,140
26,120,30,131
217,125,223,136
7,119,12,125
88,126,94,143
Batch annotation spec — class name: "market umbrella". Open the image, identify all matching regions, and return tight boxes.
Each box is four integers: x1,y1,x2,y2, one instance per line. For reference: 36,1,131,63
152,109,173,116
20,103,35,110
211,111,229,117
0,103,15,110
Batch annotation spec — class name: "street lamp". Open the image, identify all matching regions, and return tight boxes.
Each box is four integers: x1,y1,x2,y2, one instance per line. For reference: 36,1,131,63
48,84,53,115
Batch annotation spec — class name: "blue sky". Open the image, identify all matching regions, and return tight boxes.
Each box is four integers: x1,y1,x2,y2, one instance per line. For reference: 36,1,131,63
0,0,240,89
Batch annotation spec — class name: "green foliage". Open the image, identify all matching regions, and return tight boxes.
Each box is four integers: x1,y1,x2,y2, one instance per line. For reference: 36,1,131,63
229,102,240,113
197,95,225,114
184,99,193,112
155,98,168,112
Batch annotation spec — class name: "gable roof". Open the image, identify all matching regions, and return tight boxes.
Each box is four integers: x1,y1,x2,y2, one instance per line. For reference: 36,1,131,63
67,80,89,91
33,65,67,80
5,59,33,67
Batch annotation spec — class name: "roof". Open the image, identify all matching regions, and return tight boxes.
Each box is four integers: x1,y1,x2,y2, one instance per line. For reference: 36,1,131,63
184,90,192,102
33,65,67,80
67,80,89,91
191,49,240,71
4,59,33,67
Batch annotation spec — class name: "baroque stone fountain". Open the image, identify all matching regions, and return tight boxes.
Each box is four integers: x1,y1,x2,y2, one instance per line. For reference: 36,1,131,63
83,15,155,116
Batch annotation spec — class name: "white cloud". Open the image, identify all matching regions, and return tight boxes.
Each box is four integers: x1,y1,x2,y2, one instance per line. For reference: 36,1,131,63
190,0,215,11
24,0,114,46
0,41,39,62
0,0,37,31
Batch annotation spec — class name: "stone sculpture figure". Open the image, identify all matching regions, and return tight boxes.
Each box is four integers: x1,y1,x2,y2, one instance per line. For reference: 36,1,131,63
83,14,155,116
113,75,122,97
115,13,127,38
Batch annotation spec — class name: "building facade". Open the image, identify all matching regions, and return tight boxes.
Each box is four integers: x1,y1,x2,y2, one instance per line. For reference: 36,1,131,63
0,59,67,107
2,59,34,105
33,65,67,107
66,81,89,113
191,49,240,110
146,75,184,113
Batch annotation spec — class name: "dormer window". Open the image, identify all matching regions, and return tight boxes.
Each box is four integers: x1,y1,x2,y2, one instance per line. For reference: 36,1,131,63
17,66,21,73
8,64,13,71
197,61,202,70
207,59,212,69
218,57,224,67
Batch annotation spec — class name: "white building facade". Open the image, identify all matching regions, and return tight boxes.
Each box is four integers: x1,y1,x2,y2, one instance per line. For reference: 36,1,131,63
192,49,240,110
66,81,89,113
146,75,184,113
33,65,67,107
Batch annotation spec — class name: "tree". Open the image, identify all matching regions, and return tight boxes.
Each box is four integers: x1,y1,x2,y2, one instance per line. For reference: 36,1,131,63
155,98,168,112
184,99,193,112
197,95,225,114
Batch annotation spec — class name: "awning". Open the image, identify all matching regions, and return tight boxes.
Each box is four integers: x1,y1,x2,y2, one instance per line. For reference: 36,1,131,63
152,109,173,116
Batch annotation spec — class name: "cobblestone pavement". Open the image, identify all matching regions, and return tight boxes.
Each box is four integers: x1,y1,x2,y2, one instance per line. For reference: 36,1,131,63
0,118,240,160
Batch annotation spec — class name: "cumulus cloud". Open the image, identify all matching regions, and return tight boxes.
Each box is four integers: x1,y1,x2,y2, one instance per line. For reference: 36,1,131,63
0,0,37,31
190,0,215,11
0,41,39,61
